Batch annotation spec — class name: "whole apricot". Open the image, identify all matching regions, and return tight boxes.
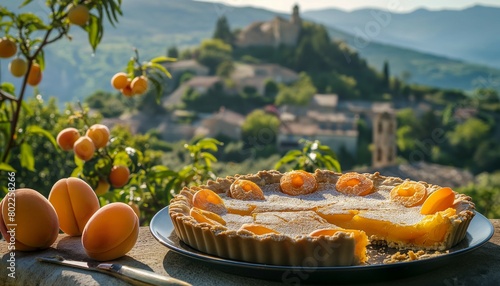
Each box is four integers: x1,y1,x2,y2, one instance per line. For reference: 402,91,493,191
82,202,139,261
86,124,110,149
131,76,148,95
57,127,81,151
9,57,28,77
48,178,100,236
0,37,17,58
27,63,42,86
68,4,90,26
109,165,130,188
0,189,59,251
95,179,110,196
73,136,96,161
111,72,129,90
121,82,134,97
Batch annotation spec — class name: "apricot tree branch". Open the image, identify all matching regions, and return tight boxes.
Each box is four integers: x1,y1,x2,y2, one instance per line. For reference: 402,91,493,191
0,90,18,102
2,26,56,162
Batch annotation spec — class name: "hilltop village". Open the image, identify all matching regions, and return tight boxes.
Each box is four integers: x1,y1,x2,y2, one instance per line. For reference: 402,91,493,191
94,5,496,187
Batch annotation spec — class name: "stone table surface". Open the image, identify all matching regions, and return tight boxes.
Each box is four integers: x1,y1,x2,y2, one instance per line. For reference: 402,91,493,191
0,220,498,286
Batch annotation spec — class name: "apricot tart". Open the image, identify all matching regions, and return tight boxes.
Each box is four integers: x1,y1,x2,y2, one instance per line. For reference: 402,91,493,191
168,170,475,266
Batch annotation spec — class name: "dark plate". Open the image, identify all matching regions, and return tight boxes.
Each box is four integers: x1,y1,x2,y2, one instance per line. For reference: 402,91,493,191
150,207,494,283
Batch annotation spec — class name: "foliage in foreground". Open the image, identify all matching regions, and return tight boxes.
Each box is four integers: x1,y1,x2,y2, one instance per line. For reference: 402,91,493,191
458,172,500,219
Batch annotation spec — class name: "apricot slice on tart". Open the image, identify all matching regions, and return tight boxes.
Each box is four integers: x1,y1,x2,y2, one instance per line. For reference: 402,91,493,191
230,179,265,201
390,181,427,207
335,172,374,196
240,224,279,235
190,207,226,226
420,187,455,215
192,189,226,214
280,170,318,196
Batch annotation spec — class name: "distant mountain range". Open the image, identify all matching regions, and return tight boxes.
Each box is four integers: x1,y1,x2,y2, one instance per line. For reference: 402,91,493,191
303,5,500,69
1,0,500,102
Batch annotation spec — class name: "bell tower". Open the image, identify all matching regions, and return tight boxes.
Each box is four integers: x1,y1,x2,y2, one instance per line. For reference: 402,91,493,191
291,4,300,24
372,111,397,168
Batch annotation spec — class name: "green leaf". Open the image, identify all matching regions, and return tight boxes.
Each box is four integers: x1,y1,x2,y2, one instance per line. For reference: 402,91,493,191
148,62,172,78
104,0,123,26
20,100,33,116
198,141,218,152
127,57,135,77
26,125,57,148
201,152,217,163
85,14,104,52
318,145,338,158
18,13,48,31
0,163,16,172
164,179,178,199
0,82,16,94
324,157,341,172
71,166,83,177
150,56,176,63
74,153,85,167
35,49,45,71
150,169,178,179
197,138,222,151
20,143,35,171
20,0,34,8
148,74,163,104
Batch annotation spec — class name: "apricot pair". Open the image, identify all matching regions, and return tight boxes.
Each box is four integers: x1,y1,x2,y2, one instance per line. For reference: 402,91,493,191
49,178,139,260
111,72,148,96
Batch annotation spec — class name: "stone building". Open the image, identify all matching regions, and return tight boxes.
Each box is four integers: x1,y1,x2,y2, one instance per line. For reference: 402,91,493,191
277,94,359,156
236,5,301,48
372,111,397,168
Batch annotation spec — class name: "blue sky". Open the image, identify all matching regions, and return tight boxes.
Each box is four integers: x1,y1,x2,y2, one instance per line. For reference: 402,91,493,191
199,0,500,13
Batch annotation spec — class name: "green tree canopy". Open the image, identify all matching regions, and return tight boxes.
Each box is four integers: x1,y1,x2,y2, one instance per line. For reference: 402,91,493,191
275,73,316,106
458,171,500,218
167,46,179,58
197,39,232,74
241,110,280,147
216,60,235,78
447,117,491,150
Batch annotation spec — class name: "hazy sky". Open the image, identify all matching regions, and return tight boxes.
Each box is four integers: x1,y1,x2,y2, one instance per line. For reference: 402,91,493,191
199,0,500,13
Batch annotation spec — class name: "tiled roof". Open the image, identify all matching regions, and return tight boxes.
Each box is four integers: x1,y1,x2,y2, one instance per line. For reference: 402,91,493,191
313,94,338,107
280,122,358,137
165,59,205,70
186,76,221,88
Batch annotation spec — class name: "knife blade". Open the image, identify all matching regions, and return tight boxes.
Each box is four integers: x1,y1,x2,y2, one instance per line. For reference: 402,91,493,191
37,256,191,286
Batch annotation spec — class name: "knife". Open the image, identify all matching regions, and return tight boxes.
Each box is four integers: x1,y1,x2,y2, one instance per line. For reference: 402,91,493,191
37,256,191,286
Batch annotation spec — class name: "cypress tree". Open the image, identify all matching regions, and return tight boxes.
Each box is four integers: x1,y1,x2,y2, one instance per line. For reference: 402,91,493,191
213,16,233,44
383,60,390,89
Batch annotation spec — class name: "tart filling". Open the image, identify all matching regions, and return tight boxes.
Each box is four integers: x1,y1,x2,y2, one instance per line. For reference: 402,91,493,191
168,170,475,266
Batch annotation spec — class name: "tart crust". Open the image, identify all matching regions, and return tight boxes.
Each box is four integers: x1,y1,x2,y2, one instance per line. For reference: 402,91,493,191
168,170,475,266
